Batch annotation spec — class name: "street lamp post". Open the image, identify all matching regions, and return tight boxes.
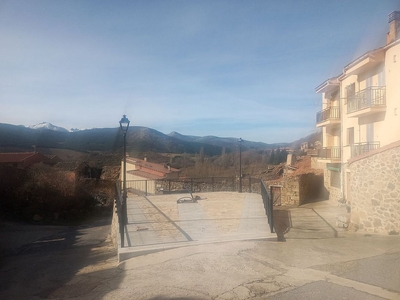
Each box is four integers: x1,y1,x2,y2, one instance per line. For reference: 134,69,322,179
238,138,243,193
120,115,130,233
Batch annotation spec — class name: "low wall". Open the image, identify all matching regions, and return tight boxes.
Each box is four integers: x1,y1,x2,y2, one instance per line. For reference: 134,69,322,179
267,173,326,206
329,185,342,203
349,141,400,234
280,176,300,205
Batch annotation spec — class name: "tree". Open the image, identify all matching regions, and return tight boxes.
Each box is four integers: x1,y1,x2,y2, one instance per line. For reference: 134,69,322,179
279,149,288,164
269,150,276,164
199,147,205,164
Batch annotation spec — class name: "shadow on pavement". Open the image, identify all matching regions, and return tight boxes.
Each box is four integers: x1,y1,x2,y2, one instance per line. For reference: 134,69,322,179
0,217,123,299
148,297,205,300
273,209,292,242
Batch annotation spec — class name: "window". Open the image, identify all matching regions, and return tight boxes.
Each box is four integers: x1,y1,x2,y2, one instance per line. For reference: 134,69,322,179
347,127,354,145
330,170,341,188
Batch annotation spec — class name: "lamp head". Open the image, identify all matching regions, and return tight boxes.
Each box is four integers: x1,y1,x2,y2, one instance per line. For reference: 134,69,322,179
119,115,130,133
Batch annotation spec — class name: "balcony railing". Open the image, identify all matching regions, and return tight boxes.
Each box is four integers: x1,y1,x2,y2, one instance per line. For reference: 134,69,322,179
347,86,386,114
318,147,341,160
350,142,380,158
316,106,340,124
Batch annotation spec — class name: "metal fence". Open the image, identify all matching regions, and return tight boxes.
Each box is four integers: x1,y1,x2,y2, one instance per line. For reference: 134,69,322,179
351,142,380,158
120,176,264,196
316,106,340,124
261,180,274,233
347,86,386,114
318,146,341,160
114,183,125,247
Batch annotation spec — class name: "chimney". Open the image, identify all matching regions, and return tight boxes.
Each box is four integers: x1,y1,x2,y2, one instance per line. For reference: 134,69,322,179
387,11,400,44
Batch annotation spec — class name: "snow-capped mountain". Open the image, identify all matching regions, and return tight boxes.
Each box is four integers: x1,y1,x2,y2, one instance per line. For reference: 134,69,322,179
29,122,69,132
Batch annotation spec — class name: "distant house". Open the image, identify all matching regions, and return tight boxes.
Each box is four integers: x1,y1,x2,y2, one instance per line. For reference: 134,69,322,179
121,157,180,194
300,142,309,151
0,152,60,169
124,157,179,181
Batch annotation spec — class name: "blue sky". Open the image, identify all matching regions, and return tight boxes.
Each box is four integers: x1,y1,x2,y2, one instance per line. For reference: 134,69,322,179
1,1,399,143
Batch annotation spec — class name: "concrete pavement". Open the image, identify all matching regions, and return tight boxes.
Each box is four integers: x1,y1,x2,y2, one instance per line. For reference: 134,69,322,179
2,193,400,299
84,233,399,300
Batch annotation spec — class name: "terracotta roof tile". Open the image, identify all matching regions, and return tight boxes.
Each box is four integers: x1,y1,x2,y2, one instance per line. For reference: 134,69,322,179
126,157,179,174
127,169,164,180
0,152,37,163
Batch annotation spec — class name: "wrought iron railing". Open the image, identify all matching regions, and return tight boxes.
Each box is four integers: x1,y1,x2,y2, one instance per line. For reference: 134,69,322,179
120,176,265,196
115,183,125,247
316,106,340,124
156,177,237,194
350,142,380,158
318,147,341,160
261,180,274,233
389,11,400,22
347,86,386,114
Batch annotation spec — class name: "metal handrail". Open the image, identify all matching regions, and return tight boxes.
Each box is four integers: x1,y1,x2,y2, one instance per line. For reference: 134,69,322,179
350,142,380,158
261,180,274,233
316,106,340,124
318,147,341,159
347,86,386,114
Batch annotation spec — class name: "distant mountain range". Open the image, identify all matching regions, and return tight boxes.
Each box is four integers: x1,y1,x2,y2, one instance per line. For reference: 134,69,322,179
0,122,318,155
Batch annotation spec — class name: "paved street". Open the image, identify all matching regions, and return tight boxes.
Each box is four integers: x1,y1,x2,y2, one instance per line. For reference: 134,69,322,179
1,194,400,299
0,218,117,300
32,233,398,300
114,235,400,300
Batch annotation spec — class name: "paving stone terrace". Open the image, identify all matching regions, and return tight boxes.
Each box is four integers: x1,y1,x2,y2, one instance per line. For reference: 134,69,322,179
118,192,275,261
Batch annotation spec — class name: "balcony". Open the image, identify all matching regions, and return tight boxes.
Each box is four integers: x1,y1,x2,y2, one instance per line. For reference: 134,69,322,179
316,106,340,127
347,87,386,118
350,142,380,158
317,146,341,162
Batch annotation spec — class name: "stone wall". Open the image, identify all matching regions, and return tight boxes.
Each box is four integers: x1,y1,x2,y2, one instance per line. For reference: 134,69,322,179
310,157,324,169
280,176,299,205
323,167,342,202
329,185,342,203
311,157,342,202
349,141,400,234
267,173,326,206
